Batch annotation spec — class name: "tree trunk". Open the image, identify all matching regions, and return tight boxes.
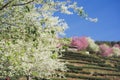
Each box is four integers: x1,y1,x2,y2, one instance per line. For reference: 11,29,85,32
5,76,10,80
26,75,32,80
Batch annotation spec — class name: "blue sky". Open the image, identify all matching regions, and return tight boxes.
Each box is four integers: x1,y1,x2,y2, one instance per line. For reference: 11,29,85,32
56,0,120,41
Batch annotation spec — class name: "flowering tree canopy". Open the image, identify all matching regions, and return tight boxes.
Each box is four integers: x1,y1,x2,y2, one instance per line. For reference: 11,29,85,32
99,44,113,57
70,36,88,50
86,37,100,52
113,44,120,49
0,0,96,79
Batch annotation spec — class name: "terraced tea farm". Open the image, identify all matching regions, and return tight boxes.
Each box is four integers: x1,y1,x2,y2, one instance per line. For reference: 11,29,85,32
59,51,120,80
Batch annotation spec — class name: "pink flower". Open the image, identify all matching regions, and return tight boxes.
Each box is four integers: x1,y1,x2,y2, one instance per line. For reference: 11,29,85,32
70,36,88,50
102,48,113,57
99,44,108,51
99,44,113,57
113,44,120,49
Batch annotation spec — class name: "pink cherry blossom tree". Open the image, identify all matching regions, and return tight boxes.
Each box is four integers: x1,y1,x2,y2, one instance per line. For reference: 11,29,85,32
113,44,120,49
70,36,88,50
99,44,113,57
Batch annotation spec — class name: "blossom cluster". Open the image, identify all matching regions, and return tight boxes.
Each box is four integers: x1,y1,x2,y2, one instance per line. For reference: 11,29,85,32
70,36,120,57
99,44,113,57
70,36,88,50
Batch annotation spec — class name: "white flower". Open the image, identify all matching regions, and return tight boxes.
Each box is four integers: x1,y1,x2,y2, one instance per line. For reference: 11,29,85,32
61,5,73,14
112,47,120,56
87,37,99,52
85,51,89,55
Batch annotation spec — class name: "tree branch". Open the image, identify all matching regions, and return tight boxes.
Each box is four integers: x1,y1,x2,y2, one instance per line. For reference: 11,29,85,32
12,0,34,6
0,0,34,10
0,0,13,10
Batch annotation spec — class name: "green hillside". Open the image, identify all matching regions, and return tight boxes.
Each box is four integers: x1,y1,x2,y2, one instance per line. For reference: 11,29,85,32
60,50,120,80
37,50,120,80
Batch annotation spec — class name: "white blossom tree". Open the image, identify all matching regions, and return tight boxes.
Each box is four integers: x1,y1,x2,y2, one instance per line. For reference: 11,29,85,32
0,0,96,80
87,37,100,53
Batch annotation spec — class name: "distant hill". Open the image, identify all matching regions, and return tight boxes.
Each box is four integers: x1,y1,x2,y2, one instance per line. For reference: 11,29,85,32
95,41,120,46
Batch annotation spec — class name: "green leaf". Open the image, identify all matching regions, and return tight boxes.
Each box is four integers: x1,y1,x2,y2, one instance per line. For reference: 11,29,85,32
51,53,58,59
